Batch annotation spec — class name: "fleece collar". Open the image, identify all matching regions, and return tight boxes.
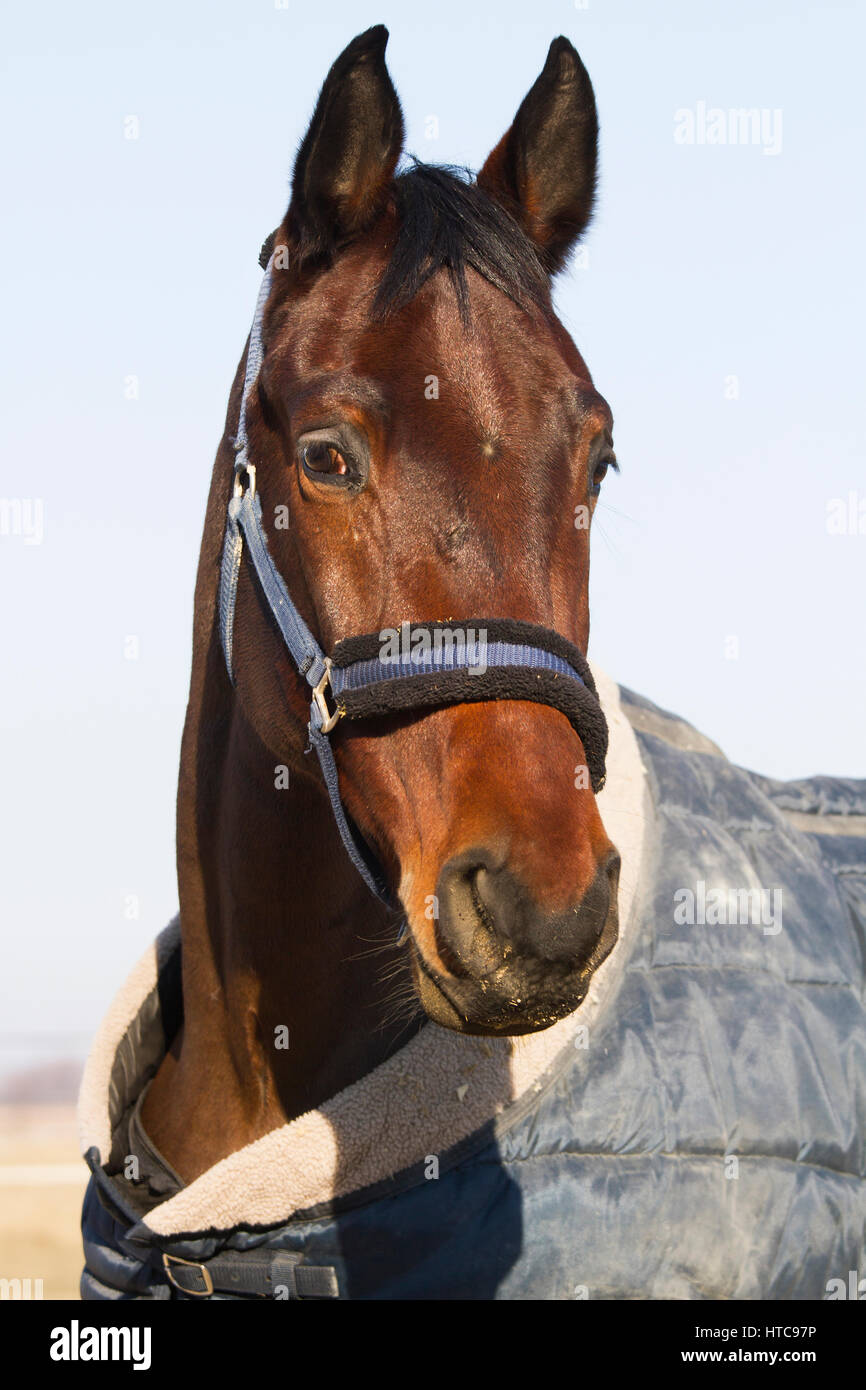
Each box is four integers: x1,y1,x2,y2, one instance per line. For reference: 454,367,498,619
78,667,650,1237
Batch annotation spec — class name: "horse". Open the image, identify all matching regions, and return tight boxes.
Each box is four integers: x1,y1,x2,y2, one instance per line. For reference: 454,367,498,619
78,26,866,1300
138,25,617,1177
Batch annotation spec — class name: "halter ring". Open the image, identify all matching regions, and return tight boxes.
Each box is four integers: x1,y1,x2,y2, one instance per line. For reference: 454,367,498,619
312,658,342,734
233,462,257,500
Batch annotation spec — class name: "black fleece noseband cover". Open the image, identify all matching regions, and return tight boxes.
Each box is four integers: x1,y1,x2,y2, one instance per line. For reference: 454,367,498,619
329,619,608,794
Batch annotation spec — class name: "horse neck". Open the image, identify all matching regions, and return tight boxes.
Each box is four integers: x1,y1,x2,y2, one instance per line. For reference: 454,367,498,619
143,436,417,1180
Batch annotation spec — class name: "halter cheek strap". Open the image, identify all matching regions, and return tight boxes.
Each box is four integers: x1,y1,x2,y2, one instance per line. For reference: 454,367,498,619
218,257,609,907
220,481,391,900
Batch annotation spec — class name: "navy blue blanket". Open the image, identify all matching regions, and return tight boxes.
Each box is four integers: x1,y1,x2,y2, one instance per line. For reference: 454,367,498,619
80,688,866,1299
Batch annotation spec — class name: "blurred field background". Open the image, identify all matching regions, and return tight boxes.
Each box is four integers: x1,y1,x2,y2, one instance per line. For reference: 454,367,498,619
0,1063,86,1301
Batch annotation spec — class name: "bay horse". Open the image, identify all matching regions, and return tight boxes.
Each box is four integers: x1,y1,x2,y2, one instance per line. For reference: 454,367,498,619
140,25,620,1184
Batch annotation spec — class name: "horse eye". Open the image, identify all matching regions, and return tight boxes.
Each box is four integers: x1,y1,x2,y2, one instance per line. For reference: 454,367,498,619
590,460,609,497
302,442,349,477
590,452,617,497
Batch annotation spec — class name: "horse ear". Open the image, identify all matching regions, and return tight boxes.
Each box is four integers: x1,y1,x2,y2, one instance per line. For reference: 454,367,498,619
476,37,598,274
287,25,404,261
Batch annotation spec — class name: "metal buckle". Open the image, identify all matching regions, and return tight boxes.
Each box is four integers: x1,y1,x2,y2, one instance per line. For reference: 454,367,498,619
162,1252,214,1297
312,657,342,734
233,462,257,500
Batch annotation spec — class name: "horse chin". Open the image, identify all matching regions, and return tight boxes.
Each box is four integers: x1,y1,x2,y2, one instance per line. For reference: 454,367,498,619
402,868,620,1036
408,944,594,1038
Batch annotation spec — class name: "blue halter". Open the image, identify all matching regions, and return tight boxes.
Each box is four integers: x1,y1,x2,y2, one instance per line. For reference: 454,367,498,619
218,257,608,906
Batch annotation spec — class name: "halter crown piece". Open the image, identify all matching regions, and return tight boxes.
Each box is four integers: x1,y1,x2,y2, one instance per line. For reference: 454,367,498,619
218,254,609,906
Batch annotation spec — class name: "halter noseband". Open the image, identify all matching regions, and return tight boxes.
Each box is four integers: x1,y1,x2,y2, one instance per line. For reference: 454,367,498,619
218,255,609,906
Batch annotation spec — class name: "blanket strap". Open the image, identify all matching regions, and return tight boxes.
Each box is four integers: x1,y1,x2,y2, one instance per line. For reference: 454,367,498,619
162,1250,339,1299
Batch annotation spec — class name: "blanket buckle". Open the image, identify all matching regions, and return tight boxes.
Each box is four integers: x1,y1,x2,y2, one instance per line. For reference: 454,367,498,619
162,1251,214,1297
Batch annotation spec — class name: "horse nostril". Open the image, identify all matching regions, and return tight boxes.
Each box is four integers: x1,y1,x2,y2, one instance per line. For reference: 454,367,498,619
435,852,508,977
468,865,500,935
434,847,619,977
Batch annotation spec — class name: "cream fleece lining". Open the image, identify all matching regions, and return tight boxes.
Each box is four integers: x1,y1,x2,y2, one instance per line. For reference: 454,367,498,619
78,667,649,1236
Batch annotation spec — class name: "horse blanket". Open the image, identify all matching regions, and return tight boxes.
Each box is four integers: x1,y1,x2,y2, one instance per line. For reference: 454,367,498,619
78,671,866,1299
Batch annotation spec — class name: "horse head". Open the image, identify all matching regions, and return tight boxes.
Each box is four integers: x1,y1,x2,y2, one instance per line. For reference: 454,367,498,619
223,26,619,1037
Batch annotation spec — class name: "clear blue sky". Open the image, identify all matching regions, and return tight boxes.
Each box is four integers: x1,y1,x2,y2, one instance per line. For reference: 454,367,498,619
1,0,864,1056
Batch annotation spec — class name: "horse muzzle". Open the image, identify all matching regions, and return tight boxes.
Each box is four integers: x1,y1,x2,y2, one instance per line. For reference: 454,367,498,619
408,846,621,1035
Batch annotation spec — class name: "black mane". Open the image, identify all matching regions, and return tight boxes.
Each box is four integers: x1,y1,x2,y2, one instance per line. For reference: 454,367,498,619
373,162,549,321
